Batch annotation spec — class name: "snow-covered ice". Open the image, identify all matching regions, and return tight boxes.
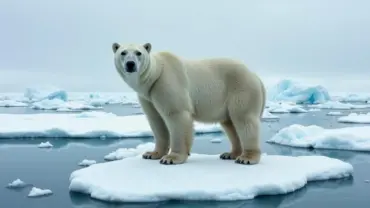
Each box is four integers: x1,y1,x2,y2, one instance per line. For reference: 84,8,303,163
104,143,155,161
6,179,27,188
31,99,101,111
79,159,97,167
267,124,370,151
327,111,343,116
24,87,68,102
38,141,53,148
338,113,370,124
28,187,53,197
313,101,370,110
266,102,307,114
0,100,28,107
268,79,330,104
261,110,279,119
210,138,222,143
69,148,353,203
0,112,222,138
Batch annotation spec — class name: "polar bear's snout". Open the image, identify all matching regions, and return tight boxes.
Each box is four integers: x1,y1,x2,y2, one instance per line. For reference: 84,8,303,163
125,61,136,73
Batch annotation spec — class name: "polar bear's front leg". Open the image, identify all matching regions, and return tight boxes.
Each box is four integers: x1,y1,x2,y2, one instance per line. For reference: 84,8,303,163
159,111,193,165
138,97,170,160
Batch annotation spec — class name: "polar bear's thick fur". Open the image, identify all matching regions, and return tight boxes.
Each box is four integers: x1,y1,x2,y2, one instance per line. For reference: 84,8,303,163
112,42,266,165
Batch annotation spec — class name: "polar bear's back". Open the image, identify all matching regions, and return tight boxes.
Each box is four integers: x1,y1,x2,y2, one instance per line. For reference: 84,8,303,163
154,51,265,122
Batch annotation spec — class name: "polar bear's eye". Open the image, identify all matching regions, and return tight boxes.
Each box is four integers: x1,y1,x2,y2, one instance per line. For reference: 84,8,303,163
121,51,127,56
135,51,142,56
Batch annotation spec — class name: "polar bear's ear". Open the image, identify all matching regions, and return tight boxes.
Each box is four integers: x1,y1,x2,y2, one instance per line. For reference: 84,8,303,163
143,43,152,53
112,43,120,53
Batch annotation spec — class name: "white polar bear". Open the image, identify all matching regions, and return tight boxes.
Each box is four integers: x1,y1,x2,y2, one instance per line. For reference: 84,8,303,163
112,42,266,165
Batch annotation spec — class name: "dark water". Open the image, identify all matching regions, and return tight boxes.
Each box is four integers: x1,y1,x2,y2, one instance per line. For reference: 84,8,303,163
1,105,370,208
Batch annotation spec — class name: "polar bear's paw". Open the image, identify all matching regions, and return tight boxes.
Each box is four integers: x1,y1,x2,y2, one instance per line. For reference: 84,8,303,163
142,151,165,160
159,153,187,165
219,152,240,160
235,150,261,165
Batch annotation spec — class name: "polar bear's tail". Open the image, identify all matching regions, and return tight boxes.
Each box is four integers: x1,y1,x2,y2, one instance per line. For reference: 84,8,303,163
259,78,266,118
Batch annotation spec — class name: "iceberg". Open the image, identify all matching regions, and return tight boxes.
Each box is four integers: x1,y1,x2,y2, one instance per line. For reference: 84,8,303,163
268,79,331,104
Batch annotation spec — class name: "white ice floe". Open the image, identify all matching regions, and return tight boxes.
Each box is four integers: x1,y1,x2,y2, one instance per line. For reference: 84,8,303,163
6,179,27,188
28,187,53,197
38,141,53,148
267,124,370,151
337,113,370,124
262,110,280,119
327,111,343,116
0,112,222,138
308,108,321,112
267,102,307,114
313,101,370,110
104,143,155,161
69,149,353,203
0,100,28,107
210,138,222,143
31,99,101,111
79,159,97,167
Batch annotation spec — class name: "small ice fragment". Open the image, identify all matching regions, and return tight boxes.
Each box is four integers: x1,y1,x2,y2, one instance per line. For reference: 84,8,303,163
6,179,27,188
28,187,53,197
38,141,53,148
78,159,97,167
210,138,222,143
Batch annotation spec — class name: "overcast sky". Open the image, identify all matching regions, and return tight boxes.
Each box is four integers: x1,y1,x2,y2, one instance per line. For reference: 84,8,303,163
0,0,369,92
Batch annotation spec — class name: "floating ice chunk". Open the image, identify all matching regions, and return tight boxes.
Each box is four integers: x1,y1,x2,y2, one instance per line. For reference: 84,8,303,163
79,159,97,167
327,111,343,116
31,99,100,111
337,112,370,124
313,101,370,110
338,93,370,103
0,113,222,139
267,124,370,151
38,141,53,148
6,179,27,188
262,110,279,119
69,151,353,203
268,102,307,113
28,187,53,197
210,138,222,143
268,79,330,104
104,143,155,161
308,108,321,112
0,100,28,107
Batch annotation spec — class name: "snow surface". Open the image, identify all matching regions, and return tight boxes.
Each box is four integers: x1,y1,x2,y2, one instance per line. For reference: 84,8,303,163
268,79,330,104
104,143,155,161
28,187,53,197
0,112,222,138
38,141,53,148
79,159,97,167
327,111,343,116
6,179,27,188
267,124,370,151
69,147,353,203
338,113,370,124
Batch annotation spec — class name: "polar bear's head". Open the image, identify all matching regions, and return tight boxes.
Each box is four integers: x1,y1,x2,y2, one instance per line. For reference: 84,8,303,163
111,42,152,75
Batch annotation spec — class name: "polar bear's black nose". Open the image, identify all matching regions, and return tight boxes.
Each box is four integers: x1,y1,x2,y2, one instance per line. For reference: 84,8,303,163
125,61,136,73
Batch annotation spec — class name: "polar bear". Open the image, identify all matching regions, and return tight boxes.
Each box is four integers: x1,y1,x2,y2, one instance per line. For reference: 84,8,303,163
112,42,266,165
